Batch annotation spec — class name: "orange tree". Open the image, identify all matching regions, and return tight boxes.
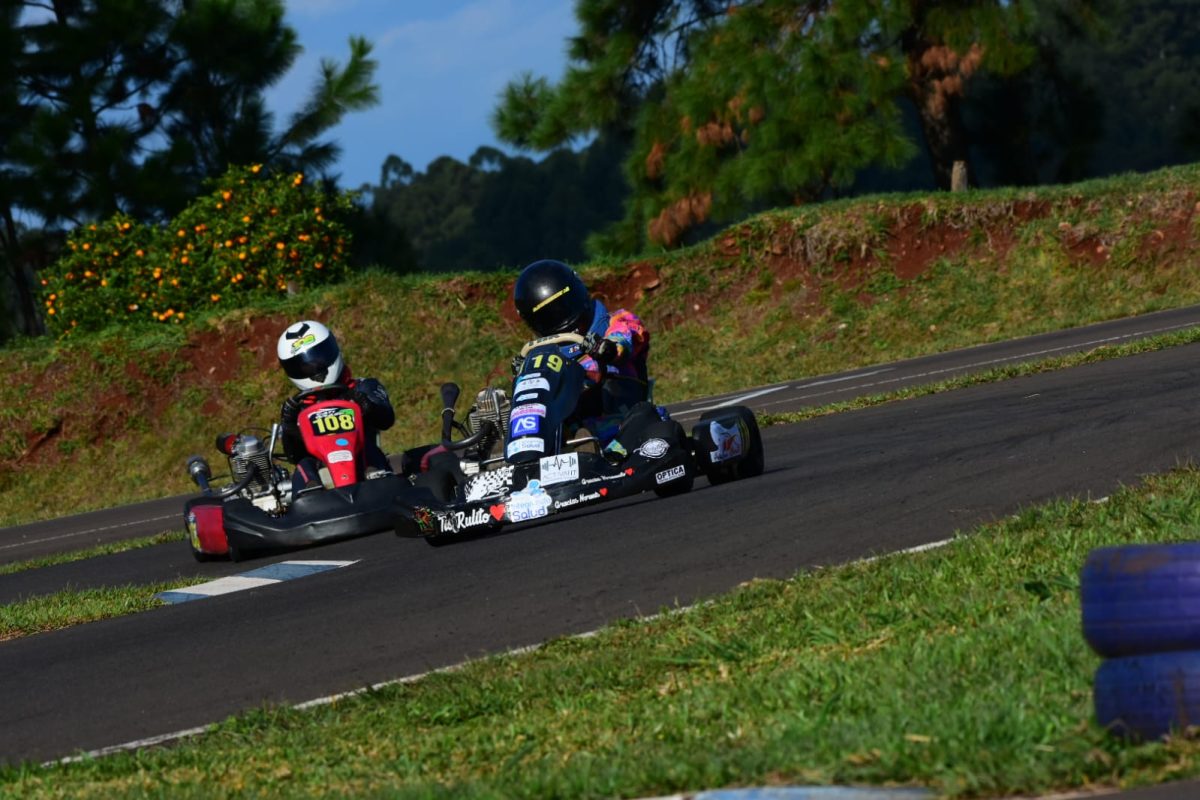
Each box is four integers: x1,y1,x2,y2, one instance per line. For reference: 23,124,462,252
40,165,355,335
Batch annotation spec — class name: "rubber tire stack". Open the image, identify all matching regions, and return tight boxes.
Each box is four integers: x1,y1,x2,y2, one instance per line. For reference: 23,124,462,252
1081,542,1200,739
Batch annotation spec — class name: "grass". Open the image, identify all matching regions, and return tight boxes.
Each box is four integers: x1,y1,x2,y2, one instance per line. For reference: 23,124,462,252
2,164,1200,528
8,469,1200,797
0,531,184,577
0,578,198,642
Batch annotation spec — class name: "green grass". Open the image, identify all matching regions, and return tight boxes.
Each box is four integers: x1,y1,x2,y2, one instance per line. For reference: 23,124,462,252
0,578,198,641
0,531,184,577
9,469,1200,797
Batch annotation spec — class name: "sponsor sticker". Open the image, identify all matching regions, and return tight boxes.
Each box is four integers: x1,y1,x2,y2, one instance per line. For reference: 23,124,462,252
553,490,602,510
464,465,513,501
327,449,354,464
507,479,552,522
635,438,670,459
514,393,537,403
186,511,200,550
655,464,687,485
412,506,436,534
510,414,541,436
539,453,580,486
436,507,493,534
512,403,547,418
506,437,545,458
709,421,744,463
514,377,550,393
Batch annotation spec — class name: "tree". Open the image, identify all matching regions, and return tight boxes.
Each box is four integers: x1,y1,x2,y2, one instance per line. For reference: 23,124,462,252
494,0,1055,251
0,0,378,339
359,137,628,273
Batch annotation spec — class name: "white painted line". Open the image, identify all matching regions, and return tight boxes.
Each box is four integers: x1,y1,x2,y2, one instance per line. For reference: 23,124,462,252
677,320,1200,420
685,385,790,414
156,560,359,604
0,514,178,551
791,368,895,390
168,576,281,597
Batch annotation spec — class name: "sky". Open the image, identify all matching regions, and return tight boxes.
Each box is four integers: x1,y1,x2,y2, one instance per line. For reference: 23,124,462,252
265,0,578,189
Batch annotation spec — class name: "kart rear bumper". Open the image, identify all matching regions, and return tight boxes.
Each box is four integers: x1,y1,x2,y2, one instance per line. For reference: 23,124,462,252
224,474,416,554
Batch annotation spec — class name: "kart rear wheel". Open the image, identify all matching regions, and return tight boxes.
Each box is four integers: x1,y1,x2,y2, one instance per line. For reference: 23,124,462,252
697,406,764,484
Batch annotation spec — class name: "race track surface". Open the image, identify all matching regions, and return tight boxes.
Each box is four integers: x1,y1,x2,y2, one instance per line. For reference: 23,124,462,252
3,330,1199,765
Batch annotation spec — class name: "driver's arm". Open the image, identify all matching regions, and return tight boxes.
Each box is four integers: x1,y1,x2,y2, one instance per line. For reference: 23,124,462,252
279,397,307,462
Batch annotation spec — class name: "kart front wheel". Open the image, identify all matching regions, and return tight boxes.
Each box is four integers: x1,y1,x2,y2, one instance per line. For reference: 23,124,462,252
695,405,764,484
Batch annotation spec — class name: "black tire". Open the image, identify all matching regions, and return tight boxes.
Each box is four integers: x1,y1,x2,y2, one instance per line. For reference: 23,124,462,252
1082,542,1200,658
1094,650,1200,739
191,545,221,563
227,541,246,562
696,405,764,484
413,464,463,548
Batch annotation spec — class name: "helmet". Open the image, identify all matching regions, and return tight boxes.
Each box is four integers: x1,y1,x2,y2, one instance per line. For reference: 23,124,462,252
276,320,345,391
513,259,593,336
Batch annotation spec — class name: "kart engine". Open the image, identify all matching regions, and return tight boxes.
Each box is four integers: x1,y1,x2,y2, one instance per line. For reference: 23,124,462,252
466,387,510,459
228,435,289,512
230,435,273,493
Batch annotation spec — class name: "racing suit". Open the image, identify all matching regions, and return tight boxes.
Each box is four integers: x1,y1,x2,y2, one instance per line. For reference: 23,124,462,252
562,299,650,444
279,368,395,487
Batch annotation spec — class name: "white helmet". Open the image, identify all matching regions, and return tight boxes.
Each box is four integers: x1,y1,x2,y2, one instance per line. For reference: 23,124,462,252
276,320,345,391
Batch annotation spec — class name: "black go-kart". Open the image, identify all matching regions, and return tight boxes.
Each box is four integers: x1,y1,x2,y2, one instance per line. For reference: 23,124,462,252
393,332,764,545
185,385,419,561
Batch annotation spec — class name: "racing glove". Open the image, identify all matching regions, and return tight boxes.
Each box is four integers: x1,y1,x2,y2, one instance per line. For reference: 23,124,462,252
583,332,621,365
510,355,525,376
280,396,302,427
350,378,395,430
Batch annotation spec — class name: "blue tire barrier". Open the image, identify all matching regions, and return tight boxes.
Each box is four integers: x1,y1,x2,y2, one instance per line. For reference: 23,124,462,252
1081,542,1200,658
1093,649,1200,739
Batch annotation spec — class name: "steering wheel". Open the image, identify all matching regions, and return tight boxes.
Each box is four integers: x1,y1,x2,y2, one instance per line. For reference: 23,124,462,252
519,331,586,357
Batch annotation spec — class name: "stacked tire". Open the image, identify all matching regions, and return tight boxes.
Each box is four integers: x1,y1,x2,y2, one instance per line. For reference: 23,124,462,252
1082,542,1200,739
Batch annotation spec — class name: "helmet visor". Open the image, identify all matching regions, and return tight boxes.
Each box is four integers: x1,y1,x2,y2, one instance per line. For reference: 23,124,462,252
281,336,340,383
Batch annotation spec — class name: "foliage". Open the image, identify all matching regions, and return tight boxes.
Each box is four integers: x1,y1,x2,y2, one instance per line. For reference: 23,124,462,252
39,165,355,335
494,0,1093,253
0,0,378,339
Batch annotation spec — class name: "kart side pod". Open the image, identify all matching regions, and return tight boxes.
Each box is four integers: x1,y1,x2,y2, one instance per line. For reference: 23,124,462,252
690,405,764,485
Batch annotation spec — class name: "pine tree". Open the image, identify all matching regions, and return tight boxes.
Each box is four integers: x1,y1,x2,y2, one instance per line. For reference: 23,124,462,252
494,0,1054,251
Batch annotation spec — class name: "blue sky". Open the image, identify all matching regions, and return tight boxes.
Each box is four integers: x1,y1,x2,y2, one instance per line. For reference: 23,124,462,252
266,0,578,189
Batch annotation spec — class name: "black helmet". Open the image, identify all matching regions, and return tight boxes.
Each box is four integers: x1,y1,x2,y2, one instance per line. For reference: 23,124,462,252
513,259,593,336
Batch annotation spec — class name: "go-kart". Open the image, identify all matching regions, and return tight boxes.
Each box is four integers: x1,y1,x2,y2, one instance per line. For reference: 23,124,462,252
183,385,417,561
393,332,764,544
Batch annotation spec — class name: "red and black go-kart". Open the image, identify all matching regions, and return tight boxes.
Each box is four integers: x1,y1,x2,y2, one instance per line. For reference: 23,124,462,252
393,332,764,544
184,385,417,561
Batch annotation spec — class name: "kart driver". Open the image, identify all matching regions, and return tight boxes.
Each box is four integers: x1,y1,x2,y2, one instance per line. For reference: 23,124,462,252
511,259,653,445
276,320,395,490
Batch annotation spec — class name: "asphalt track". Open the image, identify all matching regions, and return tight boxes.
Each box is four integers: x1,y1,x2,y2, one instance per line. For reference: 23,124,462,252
4,306,1200,796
